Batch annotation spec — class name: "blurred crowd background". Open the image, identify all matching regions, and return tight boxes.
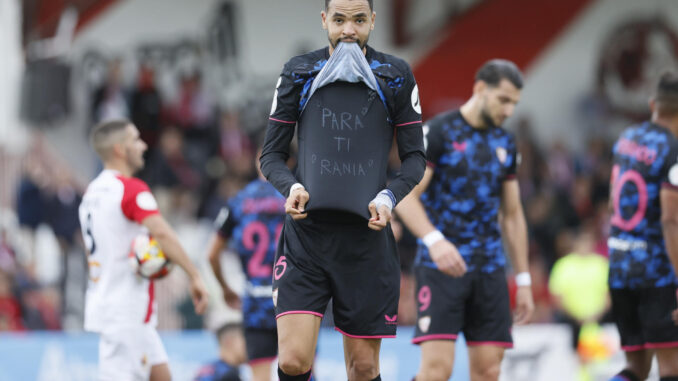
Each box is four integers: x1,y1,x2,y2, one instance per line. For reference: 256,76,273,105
0,0,676,365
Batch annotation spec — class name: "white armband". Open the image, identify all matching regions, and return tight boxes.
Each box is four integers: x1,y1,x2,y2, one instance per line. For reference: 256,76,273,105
515,272,532,287
422,230,445,249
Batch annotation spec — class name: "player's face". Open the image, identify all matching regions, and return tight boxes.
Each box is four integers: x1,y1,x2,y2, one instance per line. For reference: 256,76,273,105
322,0,375,52
122,124,147,172
479,78,521,127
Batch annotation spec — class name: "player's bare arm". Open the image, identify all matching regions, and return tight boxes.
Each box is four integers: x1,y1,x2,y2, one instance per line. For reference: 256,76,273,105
206,234,242,310
396,167,467,277
499,179,534,324
660,188,678,325
143,214,208,315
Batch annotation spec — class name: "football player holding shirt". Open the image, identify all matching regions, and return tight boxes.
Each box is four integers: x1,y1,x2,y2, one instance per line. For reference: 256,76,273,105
79,120,208,381
396,60,534,381
607,72,678,381
207,151,285,381
259,1,425,380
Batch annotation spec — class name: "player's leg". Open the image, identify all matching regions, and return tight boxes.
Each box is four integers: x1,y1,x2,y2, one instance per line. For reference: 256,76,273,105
656,348,678,379
147,326,171,381
149,364,171,381
609,350,653,381
641,286,678,380
467,345,504,381
273,217,331,379
463,270,513,381
251,361,274,381
609,288,651,381
416,341,456,381
330,223,400,381
343,336,382,380
412,266,470,381
277,314,321,377
245,328,279,381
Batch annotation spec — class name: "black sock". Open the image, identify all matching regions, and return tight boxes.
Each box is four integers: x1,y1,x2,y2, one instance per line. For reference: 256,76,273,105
278,366,312,381
660,377,678,381
371,376,381,381
610,369,641,381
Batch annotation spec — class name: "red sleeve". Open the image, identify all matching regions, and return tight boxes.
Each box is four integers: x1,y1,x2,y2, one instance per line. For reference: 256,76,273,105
116,175,160,223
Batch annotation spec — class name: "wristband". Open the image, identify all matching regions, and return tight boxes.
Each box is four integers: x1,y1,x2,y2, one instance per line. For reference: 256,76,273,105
515,272,532,287
370,189,395,212
289,183,304,196
422,230,445,249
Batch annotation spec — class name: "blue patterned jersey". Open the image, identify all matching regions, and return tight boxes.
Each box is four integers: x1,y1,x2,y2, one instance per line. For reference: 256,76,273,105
215,179,285,329
414,110,518,273
608,122,678,289
193,359,241,381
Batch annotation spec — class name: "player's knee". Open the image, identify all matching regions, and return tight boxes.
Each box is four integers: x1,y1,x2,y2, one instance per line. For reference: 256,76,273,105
277,353,312,376
625,355,652,379
418,361,453,381
471,363,501,381
347,358,378,379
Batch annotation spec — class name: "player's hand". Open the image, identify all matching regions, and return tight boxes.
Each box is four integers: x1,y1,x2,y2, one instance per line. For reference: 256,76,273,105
429,239,467,277
190,276,209,315
222,286,242,310
513,285,534,325
285,188,309,220
368,202,391,231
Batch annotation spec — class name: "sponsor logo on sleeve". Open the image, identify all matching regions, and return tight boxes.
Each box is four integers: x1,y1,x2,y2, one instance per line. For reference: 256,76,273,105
669,163,678,186
418,316,431,333
411,85,422,114
136,191,158,211
270,76,282,116
496,147,507,164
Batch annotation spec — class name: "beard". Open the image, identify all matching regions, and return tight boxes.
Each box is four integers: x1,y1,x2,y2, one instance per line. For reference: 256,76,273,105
329,35,368,50
480,109,498,128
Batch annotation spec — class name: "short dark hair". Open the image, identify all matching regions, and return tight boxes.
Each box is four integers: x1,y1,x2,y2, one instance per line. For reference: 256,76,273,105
475,59,523,89
90,119,132,159
216,322,243,343
325,0,373,12
655,71,678,116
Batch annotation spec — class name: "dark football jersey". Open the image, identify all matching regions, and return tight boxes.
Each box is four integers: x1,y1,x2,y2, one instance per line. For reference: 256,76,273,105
261,45,425,205
608,121,678,289
215,179,285,329
414,110,518,273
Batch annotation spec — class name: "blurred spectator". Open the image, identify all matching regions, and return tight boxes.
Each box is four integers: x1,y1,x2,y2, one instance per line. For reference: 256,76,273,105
91,59,129,124
547,140,575,192
170,71,214,134
193,322,246,381
130,62,163,155
219,110,252,163
143,127,201,189
0,270,23,331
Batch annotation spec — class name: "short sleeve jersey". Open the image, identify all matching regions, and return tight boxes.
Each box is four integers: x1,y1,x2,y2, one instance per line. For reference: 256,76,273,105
414,110,518,273
78,169,160,332
608,122,678,289
214,180,285,330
